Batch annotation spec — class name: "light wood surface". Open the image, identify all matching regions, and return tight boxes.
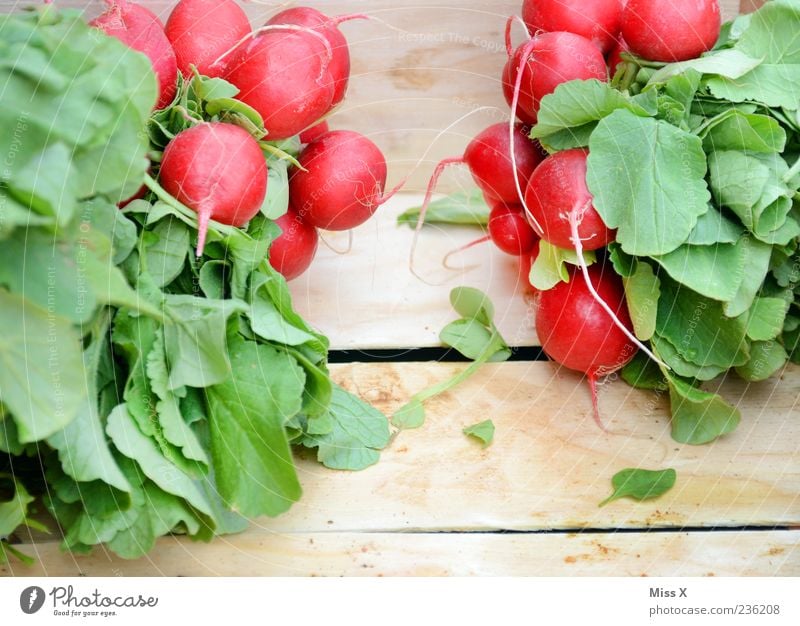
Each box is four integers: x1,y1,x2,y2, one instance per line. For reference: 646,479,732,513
289,194,536,350
4,531,797,577
0,0,744,191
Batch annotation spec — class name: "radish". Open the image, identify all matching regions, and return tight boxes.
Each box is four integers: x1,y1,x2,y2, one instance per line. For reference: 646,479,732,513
488,202,537,256
90,0,178,109
224,30,335,140
525,149,614,251
269,206,319,281
621,0,721,62
159,122,267,256
299,121,330,145
502,31,607,125
165,0,251,78
518,241,540,295
535,264,637,426
289,130,399,231
522,0,624,54
267,8,366,107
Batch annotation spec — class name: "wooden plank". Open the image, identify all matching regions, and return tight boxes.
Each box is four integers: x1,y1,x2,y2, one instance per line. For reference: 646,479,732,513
0,0,743,191
4,530,796,577
289,194,534,350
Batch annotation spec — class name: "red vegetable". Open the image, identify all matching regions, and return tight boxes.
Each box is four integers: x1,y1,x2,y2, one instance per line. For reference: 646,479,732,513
503,31,607,124
521,0,624,54
159,122,267,256
224,30,335,140
269,207,319,281
90,0,178,109
299,121,330,145
267,7,364,106
607,37,630,75
621,0,721,62
290,130,394,231
165,0,251,78
488,202,537,256
525,148,614,251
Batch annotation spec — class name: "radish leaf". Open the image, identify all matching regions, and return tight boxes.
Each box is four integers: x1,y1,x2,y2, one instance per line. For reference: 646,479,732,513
599,468,676,507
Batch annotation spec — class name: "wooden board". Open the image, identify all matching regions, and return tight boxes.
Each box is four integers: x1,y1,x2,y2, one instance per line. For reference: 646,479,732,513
289,194,535,350
4,531,797,577
0,0,743,191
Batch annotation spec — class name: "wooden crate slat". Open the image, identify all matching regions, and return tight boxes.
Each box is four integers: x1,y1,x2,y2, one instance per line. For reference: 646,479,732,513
4,530,796,577
290,194,535,350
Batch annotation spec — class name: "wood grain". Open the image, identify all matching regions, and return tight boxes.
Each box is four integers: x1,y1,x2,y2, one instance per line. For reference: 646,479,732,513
289,194,535,350
4,531,797,577
0,0,743,190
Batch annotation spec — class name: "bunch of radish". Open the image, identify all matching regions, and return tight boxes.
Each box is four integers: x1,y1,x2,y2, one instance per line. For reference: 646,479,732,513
91,0,397,280
417,0,722,424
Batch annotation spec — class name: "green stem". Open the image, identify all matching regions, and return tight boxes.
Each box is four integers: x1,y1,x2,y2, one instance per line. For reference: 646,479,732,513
259,142,304,169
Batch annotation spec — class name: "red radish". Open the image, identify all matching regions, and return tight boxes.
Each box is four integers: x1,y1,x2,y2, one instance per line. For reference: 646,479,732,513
269,206,319,281
290,130,398,231
267,8,365,106
299,121,330,145
607,37,630,75
522,0,624,53
224,30,334,140
464,123,543,204
165,0,251,78
621,0,721,62
159,122,267,256
503,31,607,124
90,0,178,109
525,148,614,251
535,264,637,425
488,202,537,256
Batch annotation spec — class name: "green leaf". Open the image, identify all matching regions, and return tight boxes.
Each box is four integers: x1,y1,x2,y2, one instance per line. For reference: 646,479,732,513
0,290,86,442
651,241,746,302
304,384,391,471
665,373,740,444
736,340,788,382
85,198,138,265
599,468,676,507
463,419,495,447
106,404,213,518
141,216,189,288
655,278,749,369
450,286,495,326
531,79,656,151
684,207,743,246
741,297,790,341
194,76,239,101
651,334,727,381
397,190,490,227
205,97,264,129
391,399,425,430
724,239,773,317
529,241,595,291
205,338,303,517
648,49,761,84
620,352,668,391
701,111,786,154
261,159,290,219
705,1,800,108
0,474,34,536
622,261,660,341
440,318,511,362
587,110,710,256
162,295,245,390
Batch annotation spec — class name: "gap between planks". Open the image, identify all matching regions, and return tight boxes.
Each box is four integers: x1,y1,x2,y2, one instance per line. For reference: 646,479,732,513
3,530,797,577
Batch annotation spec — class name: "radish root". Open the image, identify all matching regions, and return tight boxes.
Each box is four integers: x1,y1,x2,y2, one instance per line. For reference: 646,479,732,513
318,229,353,255
568,203,666,368
442,235,491,270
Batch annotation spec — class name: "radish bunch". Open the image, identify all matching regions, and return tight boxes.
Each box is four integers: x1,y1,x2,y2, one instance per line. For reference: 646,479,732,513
93,0,394,279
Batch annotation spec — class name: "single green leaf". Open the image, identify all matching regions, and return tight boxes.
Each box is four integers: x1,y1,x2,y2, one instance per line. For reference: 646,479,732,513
198,260,228,299
205,97,264,129
529,241,596,291
305,384,391,471
701,111,786,154
651,241,746,302
463,419,495,447
450,286,495,326
392,399,425,430
741,297,790,341
620,351,668,391
587,110,710,256
397,190,490,227
648,49,761,84
665,374,740,444
599,468,676,507
205,338,303,517
651,334,727,381
531,79,656,151
440,319,511,362
736,340,788,381
684,207,743,246
261,159,290,219
0,291,86,442
195,76,239,100
141,216,189,288
623,261,660,341
723,238,773,318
